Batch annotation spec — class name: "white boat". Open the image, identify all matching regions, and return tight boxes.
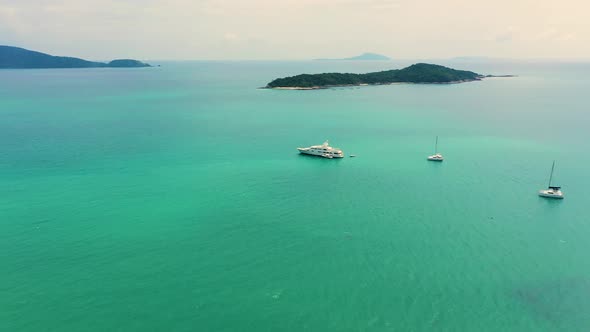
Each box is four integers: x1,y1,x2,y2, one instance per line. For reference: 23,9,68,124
427,136,444,161
538,161,564,199
297,141,344,158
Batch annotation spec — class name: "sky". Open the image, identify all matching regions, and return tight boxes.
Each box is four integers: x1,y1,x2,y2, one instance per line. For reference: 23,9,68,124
0,0,588,60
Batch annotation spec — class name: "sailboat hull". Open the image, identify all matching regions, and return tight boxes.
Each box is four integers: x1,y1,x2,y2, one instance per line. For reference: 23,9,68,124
427,153,444,161
538,190,564,199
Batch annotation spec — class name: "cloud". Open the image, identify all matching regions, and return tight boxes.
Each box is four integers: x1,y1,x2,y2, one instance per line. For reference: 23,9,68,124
496,33,513,43
534,28,577,42
495,26,517,43
223,32,239,41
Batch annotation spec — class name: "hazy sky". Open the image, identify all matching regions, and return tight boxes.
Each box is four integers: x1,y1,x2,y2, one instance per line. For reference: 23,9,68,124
0,0,588,60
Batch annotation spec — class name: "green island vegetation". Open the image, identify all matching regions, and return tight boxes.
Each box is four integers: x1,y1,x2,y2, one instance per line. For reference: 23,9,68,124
266,63,483,89
0,45,151,69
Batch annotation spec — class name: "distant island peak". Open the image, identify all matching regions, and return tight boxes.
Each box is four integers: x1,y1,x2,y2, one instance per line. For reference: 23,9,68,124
0,45,151,69
315,52,391,61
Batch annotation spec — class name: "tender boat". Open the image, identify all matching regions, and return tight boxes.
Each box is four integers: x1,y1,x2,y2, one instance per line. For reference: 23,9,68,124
427,136,444,161
297,141,344,158
538,161,564,199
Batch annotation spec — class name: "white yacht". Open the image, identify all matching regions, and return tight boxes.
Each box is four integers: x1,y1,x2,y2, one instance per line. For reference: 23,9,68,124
297,141,344,159
538,161,564,199
427,136,444,161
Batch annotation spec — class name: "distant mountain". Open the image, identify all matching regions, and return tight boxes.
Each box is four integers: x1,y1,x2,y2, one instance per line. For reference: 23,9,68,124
0,46,151,69
266,63,482,89
315,52,391,61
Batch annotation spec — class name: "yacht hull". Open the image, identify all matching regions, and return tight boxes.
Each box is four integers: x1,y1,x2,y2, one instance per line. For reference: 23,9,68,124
298,150,344,158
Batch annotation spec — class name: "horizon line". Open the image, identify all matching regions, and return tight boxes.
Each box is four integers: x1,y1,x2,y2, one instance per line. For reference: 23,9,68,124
145,57,590,62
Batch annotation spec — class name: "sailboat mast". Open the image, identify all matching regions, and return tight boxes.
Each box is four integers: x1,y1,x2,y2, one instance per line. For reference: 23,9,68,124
548,160,555,187
434,136,438,154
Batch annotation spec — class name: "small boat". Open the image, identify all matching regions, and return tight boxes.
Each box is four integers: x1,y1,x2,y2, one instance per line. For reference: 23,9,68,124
297,140,344,158
538,161,564,199
350,155,357,158
427,136,444,161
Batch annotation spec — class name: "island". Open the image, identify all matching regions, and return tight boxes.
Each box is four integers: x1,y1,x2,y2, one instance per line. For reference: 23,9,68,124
265,63,484,89
0,45,151,69
315,52,391,61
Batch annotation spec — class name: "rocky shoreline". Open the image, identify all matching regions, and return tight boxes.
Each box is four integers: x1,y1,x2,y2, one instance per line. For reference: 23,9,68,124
264,78,488,90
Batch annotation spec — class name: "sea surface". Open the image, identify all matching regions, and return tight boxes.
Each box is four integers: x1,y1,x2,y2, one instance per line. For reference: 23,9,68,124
1,59,590,331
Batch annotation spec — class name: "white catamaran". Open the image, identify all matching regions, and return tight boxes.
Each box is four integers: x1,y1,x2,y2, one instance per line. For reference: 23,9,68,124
538,161,564,199
427,136,444,161
297,141,344,159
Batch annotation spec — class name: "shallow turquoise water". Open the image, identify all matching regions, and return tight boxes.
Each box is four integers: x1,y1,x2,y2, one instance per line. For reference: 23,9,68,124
1,60,590,331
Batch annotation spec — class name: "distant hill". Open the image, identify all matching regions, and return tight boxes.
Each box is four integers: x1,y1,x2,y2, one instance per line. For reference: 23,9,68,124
266,63,482,89
315,52,391,61
0,46,151,69
107,59,151,68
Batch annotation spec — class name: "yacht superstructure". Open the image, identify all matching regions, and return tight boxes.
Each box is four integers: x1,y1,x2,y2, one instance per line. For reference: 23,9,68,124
297,141,344,159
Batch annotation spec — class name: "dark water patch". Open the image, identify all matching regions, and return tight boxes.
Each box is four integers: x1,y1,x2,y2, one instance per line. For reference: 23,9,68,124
512,277,590,329
30,218,53,225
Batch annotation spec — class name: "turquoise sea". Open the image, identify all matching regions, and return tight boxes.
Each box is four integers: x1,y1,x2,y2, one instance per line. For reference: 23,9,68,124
1,60,590,331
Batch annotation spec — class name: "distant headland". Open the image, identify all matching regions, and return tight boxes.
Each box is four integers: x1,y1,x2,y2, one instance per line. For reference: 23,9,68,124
265,63,497,89
0,46,151,69
315,52,391,61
